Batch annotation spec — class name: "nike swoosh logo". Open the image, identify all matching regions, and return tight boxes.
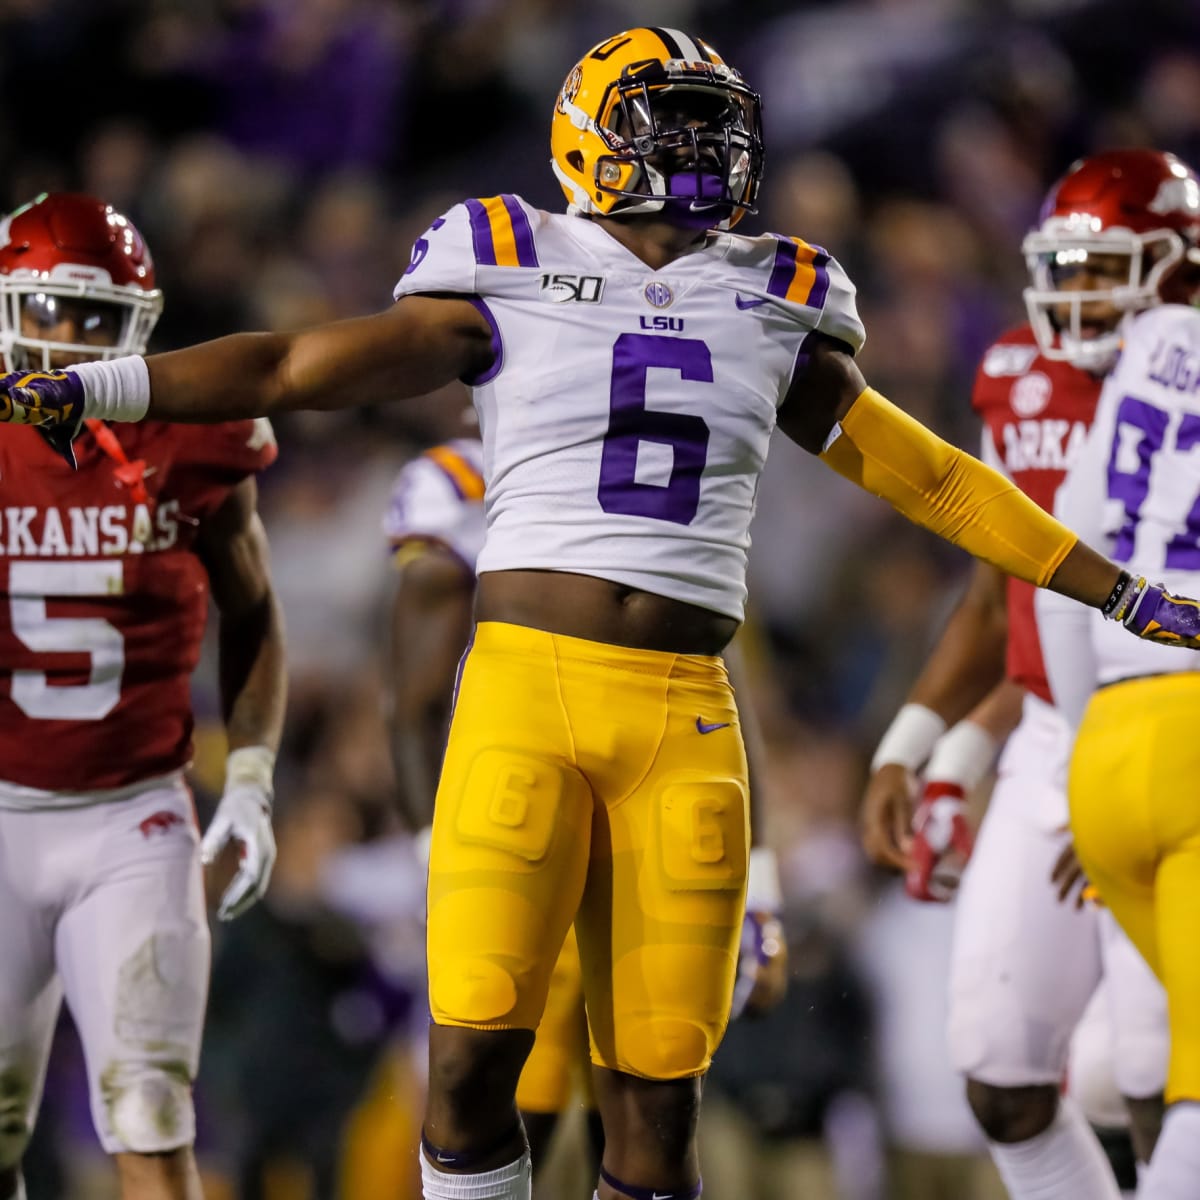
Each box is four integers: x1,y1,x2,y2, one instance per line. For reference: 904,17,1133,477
735,293,766,309
696,716,731,734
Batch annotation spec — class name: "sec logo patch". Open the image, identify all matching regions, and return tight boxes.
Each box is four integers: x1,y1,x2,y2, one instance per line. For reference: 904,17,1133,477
1010,372,1051,417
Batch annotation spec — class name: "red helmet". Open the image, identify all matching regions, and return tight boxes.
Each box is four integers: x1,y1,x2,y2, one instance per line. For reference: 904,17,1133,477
0,192,163,371
1022,149,1200,371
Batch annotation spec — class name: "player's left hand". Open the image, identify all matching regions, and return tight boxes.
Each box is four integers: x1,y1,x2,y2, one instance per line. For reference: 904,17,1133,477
200,783,276,921
906,781,975,902
1113,573,1200,649
730,909,788,1018
0,369,86,466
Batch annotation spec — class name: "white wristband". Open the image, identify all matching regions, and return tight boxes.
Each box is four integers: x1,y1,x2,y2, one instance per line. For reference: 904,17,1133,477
746,846,783,912
72,355,151,423
224,745,276,804
923,720,1000,793
870,703,946,772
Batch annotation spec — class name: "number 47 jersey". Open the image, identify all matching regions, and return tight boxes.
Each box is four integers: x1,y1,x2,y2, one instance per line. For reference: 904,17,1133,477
395,195,865,620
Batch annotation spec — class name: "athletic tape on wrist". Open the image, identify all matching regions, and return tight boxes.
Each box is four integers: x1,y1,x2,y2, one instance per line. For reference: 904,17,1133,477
225,745,276,804
73,356,151,423
870,703,946,772
923,720,1000,794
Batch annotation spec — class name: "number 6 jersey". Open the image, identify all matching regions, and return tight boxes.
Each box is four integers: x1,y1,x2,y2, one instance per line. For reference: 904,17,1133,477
0,420,276,802
394,195,864,619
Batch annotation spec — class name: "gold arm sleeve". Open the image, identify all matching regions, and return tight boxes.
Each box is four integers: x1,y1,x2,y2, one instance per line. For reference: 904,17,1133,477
820,388,1077,587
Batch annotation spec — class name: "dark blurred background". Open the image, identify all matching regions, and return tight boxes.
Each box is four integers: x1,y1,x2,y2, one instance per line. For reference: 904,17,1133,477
6,0,1196,1196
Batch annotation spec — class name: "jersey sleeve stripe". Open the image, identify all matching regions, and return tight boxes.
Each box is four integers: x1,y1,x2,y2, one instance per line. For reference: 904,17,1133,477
498,195,539,267
465,198,497,265
767,236,832,308
424,445,486,500
469,195,539,269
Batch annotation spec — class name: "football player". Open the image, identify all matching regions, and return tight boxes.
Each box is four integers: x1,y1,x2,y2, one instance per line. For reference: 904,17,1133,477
861,150,1198,1198
0,193,286,1200
1039,232,1200,1199
1,33,1199,1200
382,431,786,1192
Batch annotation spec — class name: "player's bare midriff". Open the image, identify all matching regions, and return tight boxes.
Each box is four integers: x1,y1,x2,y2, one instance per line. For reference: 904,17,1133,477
476,569,739,655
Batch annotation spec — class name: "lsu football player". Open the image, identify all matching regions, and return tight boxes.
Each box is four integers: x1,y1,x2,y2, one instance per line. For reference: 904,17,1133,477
382,430,786,1193
863,151,1199,1198
1039,255,1200,1196
0,193,285,1200
4,29,1200,1200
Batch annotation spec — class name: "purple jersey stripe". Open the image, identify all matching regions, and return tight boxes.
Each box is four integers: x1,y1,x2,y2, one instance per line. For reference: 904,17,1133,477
767,237,799,299
465,198,497,266
500,195,539,268
462,297,503,385
807,243,831,311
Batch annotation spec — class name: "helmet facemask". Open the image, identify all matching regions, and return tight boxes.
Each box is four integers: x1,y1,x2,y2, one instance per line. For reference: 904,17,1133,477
0,274,162,372
590,62,763,229
1022,225,1185,373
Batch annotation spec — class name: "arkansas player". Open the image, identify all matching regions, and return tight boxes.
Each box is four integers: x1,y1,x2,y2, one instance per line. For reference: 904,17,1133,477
861,150,1199,1198
0,195,286,1200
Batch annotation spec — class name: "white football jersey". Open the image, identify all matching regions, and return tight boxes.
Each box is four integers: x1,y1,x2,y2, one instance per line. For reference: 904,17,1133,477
393,194,864,619
382,438,486,572
1053,304,1200,687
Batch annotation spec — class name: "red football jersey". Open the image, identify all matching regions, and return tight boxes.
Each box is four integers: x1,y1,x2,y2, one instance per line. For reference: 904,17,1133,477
971,325,1100,703
0,419,276,793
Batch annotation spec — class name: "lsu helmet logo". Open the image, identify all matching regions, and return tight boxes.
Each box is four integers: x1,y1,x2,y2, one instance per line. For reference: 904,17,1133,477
557,65,583,115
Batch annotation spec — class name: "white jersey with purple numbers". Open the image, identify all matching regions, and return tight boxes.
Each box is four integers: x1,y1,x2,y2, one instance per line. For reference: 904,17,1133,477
393,195,864,619
1056,304,1200,685
383,438,486,573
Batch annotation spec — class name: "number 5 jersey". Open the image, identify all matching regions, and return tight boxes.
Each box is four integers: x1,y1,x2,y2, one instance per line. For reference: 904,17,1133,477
0,419,276,801
394,195,865,620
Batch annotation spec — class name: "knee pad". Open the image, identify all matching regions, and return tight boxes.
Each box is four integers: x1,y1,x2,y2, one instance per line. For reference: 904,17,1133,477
100,1062,195,1154
615,1014,711,1080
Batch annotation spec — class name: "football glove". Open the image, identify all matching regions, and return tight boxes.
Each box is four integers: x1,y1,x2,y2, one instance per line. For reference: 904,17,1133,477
200,783,277,921
0,369,85,466
1107,571,1200,649
906,780,975,903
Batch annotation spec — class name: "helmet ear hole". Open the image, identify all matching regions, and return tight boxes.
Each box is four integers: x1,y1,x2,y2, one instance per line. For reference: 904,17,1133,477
566,151,584,172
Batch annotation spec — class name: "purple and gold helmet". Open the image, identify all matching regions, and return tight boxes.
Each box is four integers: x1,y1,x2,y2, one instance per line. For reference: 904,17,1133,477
550,28,764,231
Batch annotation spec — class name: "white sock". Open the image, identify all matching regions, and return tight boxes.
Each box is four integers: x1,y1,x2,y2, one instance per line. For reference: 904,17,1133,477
420,1149,531,1199
988,1097,1122,1199
1139,1103,1200,1199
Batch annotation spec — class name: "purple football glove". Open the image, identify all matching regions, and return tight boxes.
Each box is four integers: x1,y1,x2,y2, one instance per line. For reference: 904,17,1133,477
0,370,86,467
1107,571,1200,649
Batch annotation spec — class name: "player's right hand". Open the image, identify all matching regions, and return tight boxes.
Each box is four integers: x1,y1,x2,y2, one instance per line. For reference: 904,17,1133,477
200,783,277,921
0,369,85,466
860,762,916,870
905,780,974,902
1115,574,1200,649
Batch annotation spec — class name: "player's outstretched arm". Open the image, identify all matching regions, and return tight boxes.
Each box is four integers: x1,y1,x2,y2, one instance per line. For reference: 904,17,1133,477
0,295,496,434
777,335,1200,642
196,477,288,919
